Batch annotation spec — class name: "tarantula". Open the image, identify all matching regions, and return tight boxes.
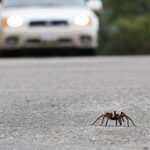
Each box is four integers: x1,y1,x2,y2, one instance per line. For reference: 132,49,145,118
91,111,136,127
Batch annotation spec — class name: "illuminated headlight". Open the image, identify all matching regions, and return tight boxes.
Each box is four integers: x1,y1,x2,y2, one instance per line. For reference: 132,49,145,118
74,14,92,27
2,16,24,28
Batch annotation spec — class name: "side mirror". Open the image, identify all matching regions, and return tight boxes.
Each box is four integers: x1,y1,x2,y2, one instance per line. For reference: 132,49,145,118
86,0,103,13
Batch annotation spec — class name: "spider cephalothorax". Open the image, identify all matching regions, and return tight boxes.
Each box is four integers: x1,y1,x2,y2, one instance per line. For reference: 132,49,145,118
91,111,136,127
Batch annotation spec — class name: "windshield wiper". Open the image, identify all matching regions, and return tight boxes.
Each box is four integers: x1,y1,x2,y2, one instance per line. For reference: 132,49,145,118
34,3,62,7
5,4,32,8
5,3,61,8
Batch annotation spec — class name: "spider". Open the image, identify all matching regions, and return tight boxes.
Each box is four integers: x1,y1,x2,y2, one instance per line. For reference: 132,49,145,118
91,111,136,127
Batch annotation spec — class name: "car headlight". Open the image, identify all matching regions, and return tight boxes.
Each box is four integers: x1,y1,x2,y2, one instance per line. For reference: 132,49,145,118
74,14,93,27
2,16,24,28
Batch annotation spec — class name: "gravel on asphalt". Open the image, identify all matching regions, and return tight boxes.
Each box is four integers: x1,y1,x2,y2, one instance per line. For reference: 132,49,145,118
0,56,149,150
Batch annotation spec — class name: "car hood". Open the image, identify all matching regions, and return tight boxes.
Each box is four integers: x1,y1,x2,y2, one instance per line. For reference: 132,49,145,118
2,6,94,20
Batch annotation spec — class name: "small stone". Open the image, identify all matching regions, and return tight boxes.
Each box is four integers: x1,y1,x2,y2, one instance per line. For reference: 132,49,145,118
51,104,55,107
26,100,30,103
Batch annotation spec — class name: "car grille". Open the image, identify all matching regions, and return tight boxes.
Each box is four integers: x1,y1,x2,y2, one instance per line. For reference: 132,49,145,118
29,20,69,27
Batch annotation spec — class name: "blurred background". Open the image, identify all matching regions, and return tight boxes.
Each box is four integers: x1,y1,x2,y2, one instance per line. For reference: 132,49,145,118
99,0,150,55
0,0,150,56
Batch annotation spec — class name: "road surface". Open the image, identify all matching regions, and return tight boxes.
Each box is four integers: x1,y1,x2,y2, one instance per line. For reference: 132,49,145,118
0,56,149,150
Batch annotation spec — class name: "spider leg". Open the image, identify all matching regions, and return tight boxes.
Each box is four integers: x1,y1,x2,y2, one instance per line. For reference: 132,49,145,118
121,115,129,127
125,117,130,127
118,118,122,126
105,118,109,127
116,114,122,126
120,112,125,122
91,114,104,126
121,117,125,122
125,115,136,127
115,120,117,126
100,115,107,126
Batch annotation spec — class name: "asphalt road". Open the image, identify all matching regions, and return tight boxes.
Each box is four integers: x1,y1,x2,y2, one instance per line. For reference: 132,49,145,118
0,56,150,150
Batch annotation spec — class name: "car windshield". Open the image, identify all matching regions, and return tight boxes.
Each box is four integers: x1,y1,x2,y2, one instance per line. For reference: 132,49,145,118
3,0,86,8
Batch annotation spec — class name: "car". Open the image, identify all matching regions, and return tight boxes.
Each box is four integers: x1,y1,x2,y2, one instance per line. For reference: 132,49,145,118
0,0,102,53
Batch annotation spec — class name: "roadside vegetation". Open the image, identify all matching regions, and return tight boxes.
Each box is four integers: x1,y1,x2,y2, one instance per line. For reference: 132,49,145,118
98,0,150,55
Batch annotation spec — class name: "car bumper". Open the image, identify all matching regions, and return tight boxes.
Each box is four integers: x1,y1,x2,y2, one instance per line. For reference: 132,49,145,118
0,26,99,50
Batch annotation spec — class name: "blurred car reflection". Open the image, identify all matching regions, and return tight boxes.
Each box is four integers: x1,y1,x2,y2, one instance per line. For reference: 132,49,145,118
0,0,102,53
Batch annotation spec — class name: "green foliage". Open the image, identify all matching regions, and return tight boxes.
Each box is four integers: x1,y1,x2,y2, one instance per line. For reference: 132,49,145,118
99,0,150,55
104,0,150,22
104,16,150,55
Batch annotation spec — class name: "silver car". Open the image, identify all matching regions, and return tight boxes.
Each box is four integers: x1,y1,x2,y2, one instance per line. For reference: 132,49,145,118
0,0,102,52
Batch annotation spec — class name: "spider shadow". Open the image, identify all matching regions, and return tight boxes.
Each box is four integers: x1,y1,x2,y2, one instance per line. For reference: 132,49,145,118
92,124,131,128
